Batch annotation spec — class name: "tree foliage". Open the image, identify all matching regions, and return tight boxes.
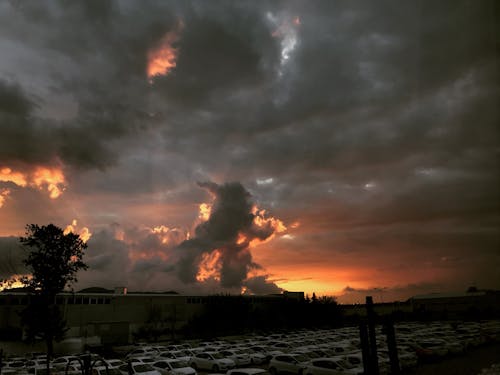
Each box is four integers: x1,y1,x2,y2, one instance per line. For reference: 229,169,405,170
19,223,88,361
20,224,88,294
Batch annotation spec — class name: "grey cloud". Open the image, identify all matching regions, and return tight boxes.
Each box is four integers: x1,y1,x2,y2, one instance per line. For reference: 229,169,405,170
244,275,282,295
1,1,498,299
0,236,26,279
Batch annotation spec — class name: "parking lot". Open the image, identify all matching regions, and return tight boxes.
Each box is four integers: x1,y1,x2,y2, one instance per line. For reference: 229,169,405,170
1,320,499,375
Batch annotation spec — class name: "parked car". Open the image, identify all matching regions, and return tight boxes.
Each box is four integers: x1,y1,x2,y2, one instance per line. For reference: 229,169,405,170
268,354,309,375
157,350,191,364
227,369,270,375
302,357,363,375
151,359,196,375
118,363,162,375
106,360,126,369
238,348,267,365
92,366,122,375
130,357,157,365
126,348,160,360
219,350,251,367
188,352,235,372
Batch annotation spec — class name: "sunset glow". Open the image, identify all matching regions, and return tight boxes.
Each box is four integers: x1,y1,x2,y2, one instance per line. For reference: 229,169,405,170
0,2,497,302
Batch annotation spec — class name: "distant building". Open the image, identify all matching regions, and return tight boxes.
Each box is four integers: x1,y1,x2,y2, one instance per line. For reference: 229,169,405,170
0,289,301,345
409,290,500,318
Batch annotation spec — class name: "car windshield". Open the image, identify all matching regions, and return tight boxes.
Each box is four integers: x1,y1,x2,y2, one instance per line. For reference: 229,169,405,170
212,353,224,359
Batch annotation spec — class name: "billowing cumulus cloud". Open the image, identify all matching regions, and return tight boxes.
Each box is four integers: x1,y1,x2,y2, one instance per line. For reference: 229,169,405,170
0,1,498,299
175,182,283,291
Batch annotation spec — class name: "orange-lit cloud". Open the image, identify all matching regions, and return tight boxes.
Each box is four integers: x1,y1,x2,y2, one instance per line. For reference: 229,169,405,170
246,205,287,247
147,21,183,82
198,203,212,222
64,219,92,243
0,165,66,200
32,167,66,198
196,249,222,282
152,225,188,246
0,167,28,187
0,189,10,208
0,274,32,292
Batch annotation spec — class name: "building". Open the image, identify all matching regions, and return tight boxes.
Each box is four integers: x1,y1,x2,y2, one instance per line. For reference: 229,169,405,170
0,288,301,345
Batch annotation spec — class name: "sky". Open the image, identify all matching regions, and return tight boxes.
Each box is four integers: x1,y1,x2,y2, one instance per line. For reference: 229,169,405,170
0,1,498,304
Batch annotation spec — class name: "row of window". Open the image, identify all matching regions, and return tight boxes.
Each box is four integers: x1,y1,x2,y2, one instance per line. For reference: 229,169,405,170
0,296,112,305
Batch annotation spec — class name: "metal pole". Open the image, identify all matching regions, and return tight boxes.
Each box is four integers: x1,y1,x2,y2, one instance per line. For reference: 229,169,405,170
359,323,370,375
385,319,400,374
366,296,379,375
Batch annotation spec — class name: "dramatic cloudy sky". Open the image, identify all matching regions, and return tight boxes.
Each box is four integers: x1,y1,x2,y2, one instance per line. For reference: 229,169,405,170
0,1,498,303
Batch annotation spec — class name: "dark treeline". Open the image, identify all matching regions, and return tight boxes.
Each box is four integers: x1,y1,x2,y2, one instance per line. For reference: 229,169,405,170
180,294,342,339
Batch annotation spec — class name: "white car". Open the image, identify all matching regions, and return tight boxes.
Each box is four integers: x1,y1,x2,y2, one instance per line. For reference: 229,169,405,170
188,352,235,372
118,363,162,375
106,360,126,369
127,348,160,359
239,348,267,365
130,357,157,365
151,359,196,375
227,369,270,375
219,350,251,367
92,366,123,375
302,357,363,375
268,354,309,375
158,350,191,363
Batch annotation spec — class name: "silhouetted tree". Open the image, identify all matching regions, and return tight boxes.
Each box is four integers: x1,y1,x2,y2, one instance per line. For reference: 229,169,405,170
19,224,88,371
311,292,318,303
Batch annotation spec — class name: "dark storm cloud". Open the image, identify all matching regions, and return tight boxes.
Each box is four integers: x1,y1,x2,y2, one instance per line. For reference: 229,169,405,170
244,275,283,295
1,1,498,296
0,80,55,167
175,182,280,290
0,236,26,279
